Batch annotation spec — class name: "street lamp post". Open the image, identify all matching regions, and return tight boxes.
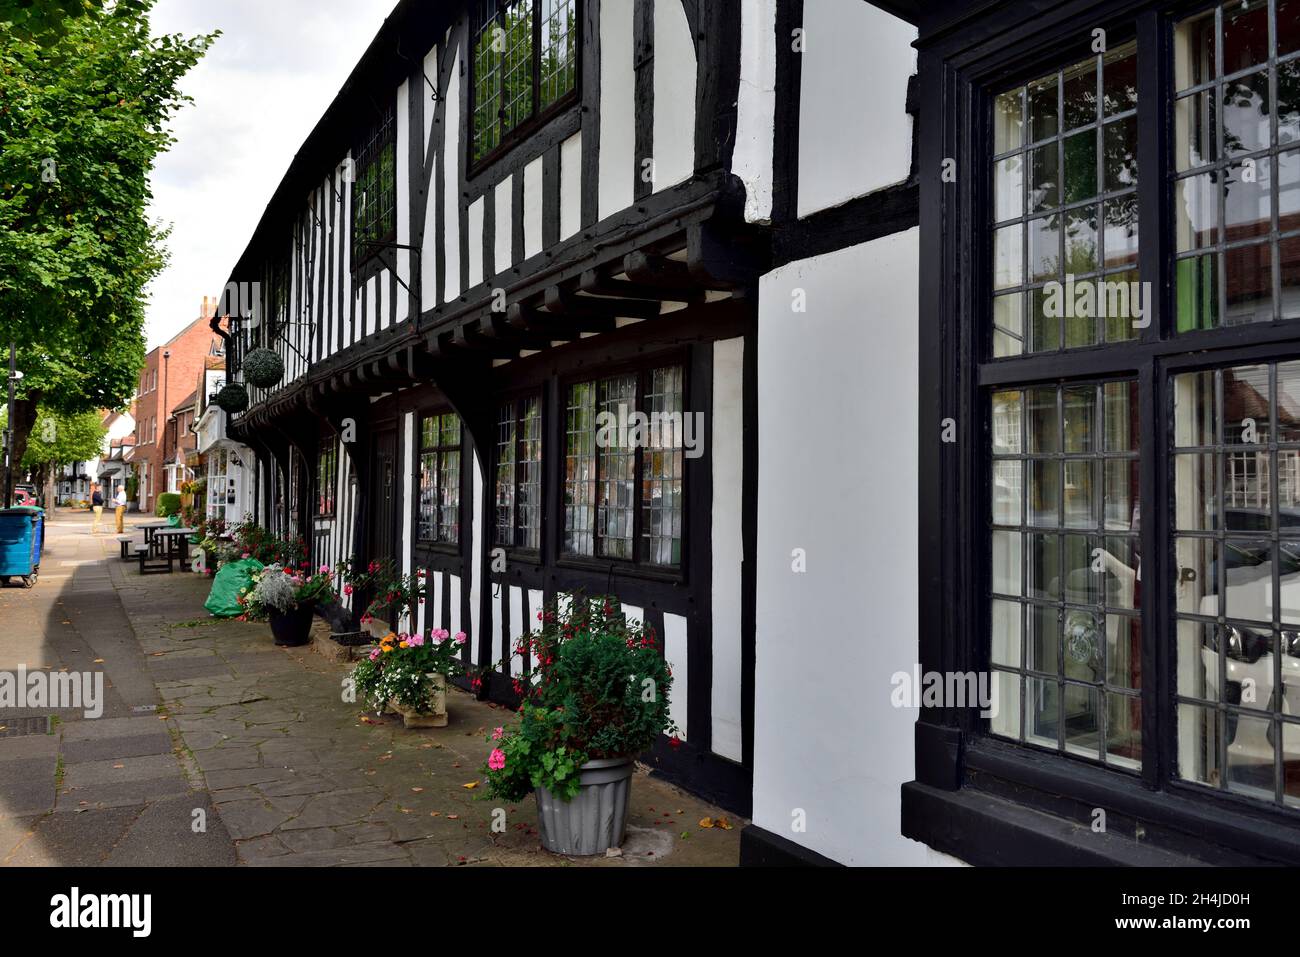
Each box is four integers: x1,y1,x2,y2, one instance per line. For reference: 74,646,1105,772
4,342,19,509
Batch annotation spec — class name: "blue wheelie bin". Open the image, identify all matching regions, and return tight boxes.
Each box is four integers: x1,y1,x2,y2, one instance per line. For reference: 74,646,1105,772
0,506,44,588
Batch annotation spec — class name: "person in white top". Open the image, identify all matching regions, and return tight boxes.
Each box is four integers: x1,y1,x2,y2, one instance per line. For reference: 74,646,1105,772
114,485,127,533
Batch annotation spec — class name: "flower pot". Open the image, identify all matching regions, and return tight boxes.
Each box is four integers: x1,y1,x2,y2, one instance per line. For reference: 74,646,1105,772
268,603,315,646
388,672,448,728
535,757,634,856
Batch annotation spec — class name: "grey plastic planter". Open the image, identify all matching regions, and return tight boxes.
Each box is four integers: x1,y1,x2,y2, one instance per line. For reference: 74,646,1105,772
535,757,633,855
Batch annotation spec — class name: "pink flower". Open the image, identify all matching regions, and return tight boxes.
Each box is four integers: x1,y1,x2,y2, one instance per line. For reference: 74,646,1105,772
368,649,380,661
361,614,372,624
431,630,445,646
408,633,425,647
343,584,353,596
491,727,504,740
454,631,467,645
488,749,506,771
241,552,250,559
319,564,329,574
537,611,543,621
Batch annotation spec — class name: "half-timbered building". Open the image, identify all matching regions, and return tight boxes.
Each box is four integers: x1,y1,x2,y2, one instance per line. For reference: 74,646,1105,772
212,0,935,863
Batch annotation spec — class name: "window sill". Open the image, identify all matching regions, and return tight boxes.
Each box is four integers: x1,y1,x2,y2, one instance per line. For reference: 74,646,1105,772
905,731,1300,866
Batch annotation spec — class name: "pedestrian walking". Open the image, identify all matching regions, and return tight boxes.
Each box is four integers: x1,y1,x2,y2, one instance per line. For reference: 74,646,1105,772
114,485,127,533
90,484,104,534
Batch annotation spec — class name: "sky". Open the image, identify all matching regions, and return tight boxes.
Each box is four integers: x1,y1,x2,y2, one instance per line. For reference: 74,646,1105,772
143,0,398,349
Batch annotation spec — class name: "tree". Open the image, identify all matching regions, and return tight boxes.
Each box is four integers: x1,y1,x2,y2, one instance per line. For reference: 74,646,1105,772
25,407,106,503
0,0,214,498
0,404,105,504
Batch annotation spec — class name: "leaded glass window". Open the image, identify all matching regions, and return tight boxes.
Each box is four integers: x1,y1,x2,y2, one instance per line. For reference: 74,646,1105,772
563,364,685,567
992,43,1140,354
353,104,396,266
471,0,580,165
419,413,461,545
495,395,542,549
1173,0,1300,331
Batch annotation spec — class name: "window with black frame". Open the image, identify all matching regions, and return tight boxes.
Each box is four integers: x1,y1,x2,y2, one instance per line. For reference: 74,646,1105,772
564,364,684,567
984,0,1300,812
418,413,462,545
495,395,543,550
471,0,579,166
317,442,337,517
352,104,396,267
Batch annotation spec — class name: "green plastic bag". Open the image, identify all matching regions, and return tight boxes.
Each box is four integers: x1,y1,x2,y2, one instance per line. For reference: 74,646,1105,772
167,513,182,527
204,558,264,618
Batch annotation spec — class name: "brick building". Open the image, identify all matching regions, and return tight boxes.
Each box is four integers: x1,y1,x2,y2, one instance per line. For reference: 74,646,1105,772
128,301,224,513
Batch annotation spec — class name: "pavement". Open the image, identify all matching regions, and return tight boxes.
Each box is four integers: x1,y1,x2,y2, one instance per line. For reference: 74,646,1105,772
0,509,743,866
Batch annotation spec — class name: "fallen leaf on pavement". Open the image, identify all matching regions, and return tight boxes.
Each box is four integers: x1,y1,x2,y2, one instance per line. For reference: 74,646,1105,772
461,781,478,789
699,817,714,828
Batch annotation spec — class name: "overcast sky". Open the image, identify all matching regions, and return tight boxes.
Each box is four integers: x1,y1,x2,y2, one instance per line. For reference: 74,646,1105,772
144,0,398,349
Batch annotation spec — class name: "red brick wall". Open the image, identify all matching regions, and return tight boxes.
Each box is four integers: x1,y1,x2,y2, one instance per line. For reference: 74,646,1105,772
131,312,221,510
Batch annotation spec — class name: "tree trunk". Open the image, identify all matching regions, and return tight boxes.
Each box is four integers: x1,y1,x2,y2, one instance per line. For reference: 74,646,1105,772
6,395,38,503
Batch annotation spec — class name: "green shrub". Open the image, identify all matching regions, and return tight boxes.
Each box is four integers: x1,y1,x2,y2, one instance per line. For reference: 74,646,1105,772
156,492,181,517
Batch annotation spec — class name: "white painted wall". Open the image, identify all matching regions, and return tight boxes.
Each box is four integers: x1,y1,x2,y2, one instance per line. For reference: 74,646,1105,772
753,229,925,865
652,0,697,190
559,132,582,241
443,45,462,301
495,176,513,272
797,0,915,218
467,195,485,288
523,156,544,260
598,0,635,219
396,79,411,323
422,43,438,157
735,0,776,223
421,154,438,312
470,458,484,660
663,612,689,740
711,337,745,762
401,412,415,631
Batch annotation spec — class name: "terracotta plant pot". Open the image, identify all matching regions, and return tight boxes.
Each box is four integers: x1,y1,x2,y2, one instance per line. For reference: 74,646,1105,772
388,672,448,728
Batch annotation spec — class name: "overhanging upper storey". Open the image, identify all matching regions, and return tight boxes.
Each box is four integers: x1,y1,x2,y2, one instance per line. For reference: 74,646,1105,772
212,0,767,430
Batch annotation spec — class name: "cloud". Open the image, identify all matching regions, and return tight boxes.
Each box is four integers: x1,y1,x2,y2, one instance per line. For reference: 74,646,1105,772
143,0,398,348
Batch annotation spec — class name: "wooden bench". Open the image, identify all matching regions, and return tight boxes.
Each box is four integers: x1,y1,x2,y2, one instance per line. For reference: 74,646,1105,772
135,544,173,575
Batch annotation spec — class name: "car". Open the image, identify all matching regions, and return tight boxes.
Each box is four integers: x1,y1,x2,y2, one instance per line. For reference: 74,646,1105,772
1196,542,1300,774
11,484,37,507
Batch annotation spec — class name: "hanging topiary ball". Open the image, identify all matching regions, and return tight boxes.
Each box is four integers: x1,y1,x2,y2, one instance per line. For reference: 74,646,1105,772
242,347,285,387
214,382,249,413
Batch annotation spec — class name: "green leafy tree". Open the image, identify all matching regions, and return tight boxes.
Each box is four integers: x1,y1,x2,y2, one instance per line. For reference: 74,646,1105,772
0,1,214,491
0,404,105,502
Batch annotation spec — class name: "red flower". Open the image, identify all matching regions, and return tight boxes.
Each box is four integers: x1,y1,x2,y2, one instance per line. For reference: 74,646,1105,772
668,735,682,750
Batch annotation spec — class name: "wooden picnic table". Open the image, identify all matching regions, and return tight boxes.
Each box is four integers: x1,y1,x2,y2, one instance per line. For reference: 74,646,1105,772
154,527,197,569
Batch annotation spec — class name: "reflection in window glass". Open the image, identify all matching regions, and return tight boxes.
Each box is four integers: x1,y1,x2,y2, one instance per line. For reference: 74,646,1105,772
990,44,1139,356
1172,361,1300,806
989,381,1141,768
1174,2,1300,332
419,413,462,544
